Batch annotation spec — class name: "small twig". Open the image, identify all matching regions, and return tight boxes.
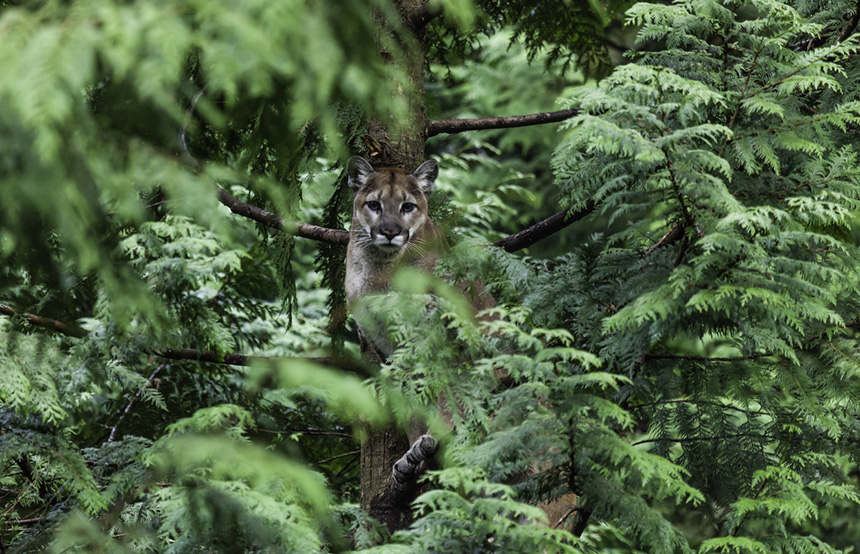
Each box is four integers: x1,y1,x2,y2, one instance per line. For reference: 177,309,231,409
179,86,208,171
645,353,769,361
628,399,780,417
333,454,361,480
8,517,44,525
313,450,360,467
109,364,165,442
427,108,580,137
730,478,770,536
644,223,684,256
632,433,774,446
553,506,583,529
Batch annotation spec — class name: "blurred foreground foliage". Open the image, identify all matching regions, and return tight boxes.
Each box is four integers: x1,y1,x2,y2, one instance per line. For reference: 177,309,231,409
2,0,860,552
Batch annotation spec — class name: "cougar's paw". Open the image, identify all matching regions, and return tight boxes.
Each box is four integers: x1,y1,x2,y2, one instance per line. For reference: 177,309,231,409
392,434,438,484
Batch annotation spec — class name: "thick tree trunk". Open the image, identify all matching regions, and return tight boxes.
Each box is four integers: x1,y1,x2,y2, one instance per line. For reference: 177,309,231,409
358,0,431,532
362,1,428,170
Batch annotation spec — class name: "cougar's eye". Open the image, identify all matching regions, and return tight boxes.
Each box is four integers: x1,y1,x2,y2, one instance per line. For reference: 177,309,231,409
401,202,417,214
366,200,381,212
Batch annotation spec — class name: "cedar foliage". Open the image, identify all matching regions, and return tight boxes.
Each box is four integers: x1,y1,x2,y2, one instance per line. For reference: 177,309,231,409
2,0,860,553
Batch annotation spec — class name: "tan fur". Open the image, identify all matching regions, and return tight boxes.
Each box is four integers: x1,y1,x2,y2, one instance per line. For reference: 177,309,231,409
345,158,578,526
345,157,446,358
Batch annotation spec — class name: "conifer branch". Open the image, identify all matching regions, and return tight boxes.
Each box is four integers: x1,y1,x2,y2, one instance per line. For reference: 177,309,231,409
427,108,580,137
644,224,685,256
109,364,165,442
719,44,766,157
0,303,371,375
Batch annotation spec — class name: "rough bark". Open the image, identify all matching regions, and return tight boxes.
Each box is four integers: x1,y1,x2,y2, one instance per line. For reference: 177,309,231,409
361,1,428,171
358,0,433,531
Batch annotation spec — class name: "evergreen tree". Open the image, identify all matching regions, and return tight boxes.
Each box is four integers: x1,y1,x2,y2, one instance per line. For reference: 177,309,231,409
1,0,860,552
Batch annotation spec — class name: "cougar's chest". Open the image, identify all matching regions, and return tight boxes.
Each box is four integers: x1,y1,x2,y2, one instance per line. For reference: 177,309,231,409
344,244,398,304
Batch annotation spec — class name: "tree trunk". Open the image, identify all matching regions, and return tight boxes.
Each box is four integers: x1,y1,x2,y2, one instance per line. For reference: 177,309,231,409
358,0,431,533
362,1,428,170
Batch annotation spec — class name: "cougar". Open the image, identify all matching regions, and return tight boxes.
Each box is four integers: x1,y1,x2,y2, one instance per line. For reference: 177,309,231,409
344,156,447,360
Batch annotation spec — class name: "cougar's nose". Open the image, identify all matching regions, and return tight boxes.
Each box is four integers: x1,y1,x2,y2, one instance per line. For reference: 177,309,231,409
378,223,402,241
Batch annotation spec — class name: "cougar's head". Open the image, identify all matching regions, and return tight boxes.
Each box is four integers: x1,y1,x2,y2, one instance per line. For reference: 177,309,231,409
347,156,438,254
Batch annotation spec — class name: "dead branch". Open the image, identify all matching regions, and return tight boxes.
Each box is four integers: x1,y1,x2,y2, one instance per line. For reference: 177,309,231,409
109,364,165,442
0,303,87,338
427,108,580,137
493,201,596,253
217,188,350,245
837,0,860,43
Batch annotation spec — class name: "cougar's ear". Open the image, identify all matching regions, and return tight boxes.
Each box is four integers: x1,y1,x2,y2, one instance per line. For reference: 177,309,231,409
347,156,375,192
412,159,439,194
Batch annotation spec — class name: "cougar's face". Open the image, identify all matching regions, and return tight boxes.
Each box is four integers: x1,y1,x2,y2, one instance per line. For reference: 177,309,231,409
347,157,438,254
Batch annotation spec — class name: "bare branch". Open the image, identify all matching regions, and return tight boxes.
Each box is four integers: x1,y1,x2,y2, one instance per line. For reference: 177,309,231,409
644,223,684,256
645,353,770,362
0,303,87,338
427,108,580,137
158,347,373,376
217,188,350,245
220,183,595,254
493,201,596,253
313,449,361,467
837,0,860,43
109,364,165,442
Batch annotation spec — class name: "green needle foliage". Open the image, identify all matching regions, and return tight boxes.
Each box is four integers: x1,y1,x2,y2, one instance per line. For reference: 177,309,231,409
3,0,860,552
